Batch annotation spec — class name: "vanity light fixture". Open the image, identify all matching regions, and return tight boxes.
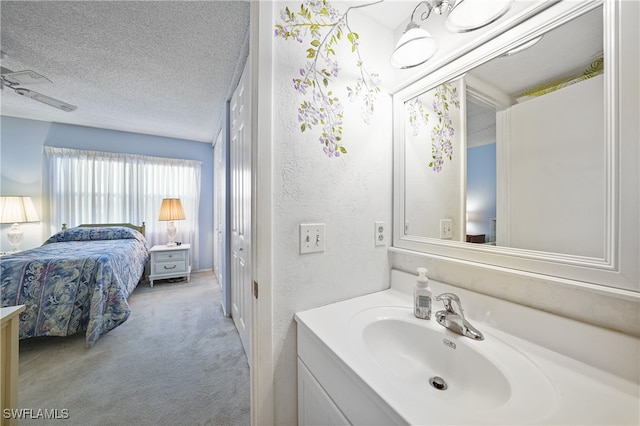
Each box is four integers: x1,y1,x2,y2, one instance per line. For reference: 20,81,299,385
391,0,514,69
446,0,514,33
502,35,543,57
390,1,439,69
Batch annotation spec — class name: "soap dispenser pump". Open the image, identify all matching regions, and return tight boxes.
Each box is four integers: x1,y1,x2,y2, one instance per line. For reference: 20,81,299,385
414,267,432,320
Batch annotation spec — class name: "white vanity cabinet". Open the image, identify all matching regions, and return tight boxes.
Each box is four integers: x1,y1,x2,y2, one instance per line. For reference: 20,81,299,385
297,359,349,426
296,315,406,426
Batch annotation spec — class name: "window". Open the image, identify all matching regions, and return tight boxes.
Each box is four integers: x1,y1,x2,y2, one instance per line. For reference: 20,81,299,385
44,147,201,266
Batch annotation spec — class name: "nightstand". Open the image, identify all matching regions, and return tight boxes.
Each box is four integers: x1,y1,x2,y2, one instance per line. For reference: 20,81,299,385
148,244,191,287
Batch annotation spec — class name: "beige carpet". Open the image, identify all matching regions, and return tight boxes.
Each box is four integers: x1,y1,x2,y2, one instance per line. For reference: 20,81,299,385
16,271,250,426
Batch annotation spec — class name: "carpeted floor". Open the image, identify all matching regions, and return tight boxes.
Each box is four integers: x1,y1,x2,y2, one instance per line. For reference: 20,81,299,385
16,271,250,426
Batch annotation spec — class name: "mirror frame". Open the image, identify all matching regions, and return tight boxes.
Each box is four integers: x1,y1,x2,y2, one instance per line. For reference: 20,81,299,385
392,0,639,296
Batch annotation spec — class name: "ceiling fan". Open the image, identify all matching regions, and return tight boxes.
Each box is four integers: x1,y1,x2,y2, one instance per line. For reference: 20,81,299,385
1,66,77,112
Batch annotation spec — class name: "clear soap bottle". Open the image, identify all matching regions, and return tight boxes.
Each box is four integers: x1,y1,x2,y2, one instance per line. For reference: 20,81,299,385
414,267,432,319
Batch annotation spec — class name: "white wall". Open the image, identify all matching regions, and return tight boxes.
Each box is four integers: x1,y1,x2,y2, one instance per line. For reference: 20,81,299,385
267,2,394,423
404,79,464,239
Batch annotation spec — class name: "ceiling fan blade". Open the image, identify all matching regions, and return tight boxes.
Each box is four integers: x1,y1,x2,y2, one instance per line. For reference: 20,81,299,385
14,88,77,112
2,69,52,85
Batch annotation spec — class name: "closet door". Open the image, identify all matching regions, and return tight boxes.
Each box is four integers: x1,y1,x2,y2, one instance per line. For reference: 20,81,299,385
212,131,226,302
230,60,252,364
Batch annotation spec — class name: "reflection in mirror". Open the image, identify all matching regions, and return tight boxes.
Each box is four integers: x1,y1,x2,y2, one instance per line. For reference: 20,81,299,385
401,5,604,258
404,80,464,240
466,96,496,244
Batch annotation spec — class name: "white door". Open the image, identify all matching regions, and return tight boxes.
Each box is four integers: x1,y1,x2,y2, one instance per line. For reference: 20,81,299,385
230,61,252,364
213,131,225,291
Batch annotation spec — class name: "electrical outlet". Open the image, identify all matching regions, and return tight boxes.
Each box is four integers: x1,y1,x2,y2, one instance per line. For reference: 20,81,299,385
440,218,453,239
300,223,325,254
375,221,386,246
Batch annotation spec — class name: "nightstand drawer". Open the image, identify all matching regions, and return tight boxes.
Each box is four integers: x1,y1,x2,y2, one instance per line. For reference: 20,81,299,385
154,251,186,262
152,260,187,275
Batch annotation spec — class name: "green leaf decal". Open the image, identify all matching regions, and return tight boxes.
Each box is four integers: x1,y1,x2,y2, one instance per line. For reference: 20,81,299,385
274,0,382,158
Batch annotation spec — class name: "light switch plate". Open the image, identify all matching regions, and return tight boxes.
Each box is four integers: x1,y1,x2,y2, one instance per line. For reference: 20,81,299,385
300,223,325,254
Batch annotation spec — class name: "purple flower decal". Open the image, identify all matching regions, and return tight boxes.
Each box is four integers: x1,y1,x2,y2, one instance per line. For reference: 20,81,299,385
406,83,460,172
274,0,381,157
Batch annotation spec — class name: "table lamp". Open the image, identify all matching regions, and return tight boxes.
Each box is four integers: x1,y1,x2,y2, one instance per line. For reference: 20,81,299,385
158,198,185,246
0,196,40,252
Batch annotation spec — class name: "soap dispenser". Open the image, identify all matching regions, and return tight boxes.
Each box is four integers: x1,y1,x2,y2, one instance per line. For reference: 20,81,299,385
414,267,432,320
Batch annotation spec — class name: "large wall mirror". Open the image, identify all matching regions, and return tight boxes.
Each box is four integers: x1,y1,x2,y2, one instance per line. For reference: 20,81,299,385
393,0,639,294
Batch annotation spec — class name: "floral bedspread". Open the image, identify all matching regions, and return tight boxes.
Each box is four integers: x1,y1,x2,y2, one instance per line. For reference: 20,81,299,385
0,227,150,347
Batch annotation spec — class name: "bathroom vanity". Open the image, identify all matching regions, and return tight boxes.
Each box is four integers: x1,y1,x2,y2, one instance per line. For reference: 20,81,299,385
295,270,639,425
294,0,640,423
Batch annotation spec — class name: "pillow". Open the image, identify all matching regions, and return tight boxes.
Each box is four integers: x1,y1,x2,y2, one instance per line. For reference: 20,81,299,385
44,226,146,245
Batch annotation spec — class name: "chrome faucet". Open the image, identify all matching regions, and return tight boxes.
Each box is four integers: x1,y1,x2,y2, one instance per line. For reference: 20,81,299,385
434,293,484,340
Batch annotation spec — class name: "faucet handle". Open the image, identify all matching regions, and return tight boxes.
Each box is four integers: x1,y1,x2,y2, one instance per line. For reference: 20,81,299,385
435,293,464,316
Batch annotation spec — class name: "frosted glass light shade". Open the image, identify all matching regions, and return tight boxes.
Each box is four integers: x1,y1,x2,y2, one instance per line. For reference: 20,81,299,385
503,35,543,57
447,0,514,32
390,26,438,69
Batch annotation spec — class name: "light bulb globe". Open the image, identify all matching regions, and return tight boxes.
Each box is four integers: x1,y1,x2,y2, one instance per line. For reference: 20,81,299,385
390,26,438,69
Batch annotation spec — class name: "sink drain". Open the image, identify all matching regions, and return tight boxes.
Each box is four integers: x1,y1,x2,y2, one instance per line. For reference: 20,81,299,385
429,376,448,391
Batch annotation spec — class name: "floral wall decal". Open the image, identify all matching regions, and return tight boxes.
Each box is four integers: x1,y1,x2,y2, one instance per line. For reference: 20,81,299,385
274,0,382,157
406,82,460,172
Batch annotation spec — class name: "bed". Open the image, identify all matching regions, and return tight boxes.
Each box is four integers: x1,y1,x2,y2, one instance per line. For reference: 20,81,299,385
0,224,149,347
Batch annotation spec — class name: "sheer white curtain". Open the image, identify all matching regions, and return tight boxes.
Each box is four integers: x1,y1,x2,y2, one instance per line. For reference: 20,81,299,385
43,147,202,268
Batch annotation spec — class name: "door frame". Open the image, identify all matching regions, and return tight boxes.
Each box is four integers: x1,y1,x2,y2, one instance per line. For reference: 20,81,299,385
250,1,275,424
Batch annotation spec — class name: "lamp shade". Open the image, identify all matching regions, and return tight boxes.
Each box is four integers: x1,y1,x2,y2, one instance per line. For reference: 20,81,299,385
0,196,39,224
390,24,438,69
447,0,514,32
158,198,186,221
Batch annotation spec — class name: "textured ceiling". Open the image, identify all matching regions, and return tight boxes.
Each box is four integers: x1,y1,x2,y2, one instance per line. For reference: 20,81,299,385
0,0,250,143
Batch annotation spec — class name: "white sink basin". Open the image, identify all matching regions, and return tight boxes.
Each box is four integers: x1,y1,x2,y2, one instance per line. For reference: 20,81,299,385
348,306,558,421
